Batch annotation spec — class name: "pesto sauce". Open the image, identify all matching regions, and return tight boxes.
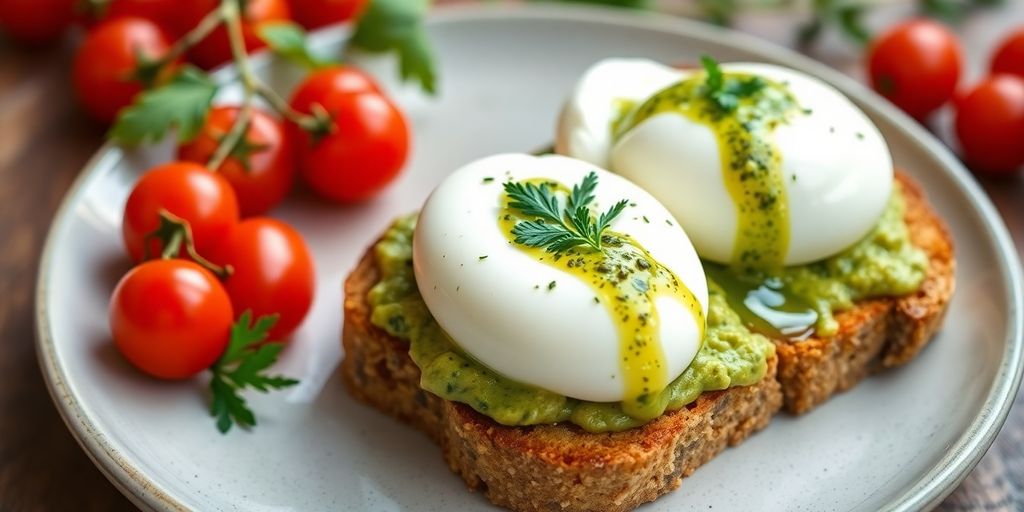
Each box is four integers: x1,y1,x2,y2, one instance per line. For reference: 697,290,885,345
704,185,928,338
367,215,774,433
614,71,802,270
497,178,705,420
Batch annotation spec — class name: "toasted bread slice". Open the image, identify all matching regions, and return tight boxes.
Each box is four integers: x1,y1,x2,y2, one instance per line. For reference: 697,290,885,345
774,173,955,413
342,250,782,512
339,172,952,510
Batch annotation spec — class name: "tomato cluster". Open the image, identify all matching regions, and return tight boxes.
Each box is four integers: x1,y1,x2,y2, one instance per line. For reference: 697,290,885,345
1,0,411,197
112,159,316,379
868,21,1024,175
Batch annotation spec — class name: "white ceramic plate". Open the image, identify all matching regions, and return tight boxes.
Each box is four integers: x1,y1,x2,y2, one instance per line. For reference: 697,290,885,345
36,4,1023,512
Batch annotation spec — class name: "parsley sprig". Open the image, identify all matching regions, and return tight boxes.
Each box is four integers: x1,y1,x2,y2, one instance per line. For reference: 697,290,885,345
504,172,628,254
701,55,766,112
209,311,299,434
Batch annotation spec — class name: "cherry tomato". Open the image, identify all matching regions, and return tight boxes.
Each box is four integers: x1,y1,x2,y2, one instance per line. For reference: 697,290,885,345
110,259,233,379
123,161,240,263
178,106,295,216
287,67,409,202
0,0,76,44
72,17,173,123
181,0,291,70
954,74,1024,175
209,218,315,340
290,0,367,30
992,29,1024,79
100,0,180,34
867,19,962,120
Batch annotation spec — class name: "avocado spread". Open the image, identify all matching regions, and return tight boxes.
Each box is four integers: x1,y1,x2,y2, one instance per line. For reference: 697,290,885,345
704,186,928,338
368,215,774,433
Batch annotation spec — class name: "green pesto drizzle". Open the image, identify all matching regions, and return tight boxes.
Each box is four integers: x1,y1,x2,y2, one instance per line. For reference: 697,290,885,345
498,177,705,420
614,65,804,271
704,185,928,338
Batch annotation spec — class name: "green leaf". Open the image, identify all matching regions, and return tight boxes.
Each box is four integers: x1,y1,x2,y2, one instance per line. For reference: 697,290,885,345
108,66,218,146
257,22,336,70
512,220,584,253
504,173,627,254
701,55,767,112
504,181,564,223
701,55,723,94
568,172,598,212
347,0,437,94
837,6,871,46
596,200,629,234
222,311,278,364
208,311,297,434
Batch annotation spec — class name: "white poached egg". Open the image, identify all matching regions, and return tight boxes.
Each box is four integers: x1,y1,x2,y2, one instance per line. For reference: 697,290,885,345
556,58,894,266
413,153,708,403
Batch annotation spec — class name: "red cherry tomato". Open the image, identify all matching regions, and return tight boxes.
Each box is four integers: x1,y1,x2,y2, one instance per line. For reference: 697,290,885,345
209,218,315,340
100,0,181,34
180,0,291,70
123,161,240,263
0,0,76,44
290,0,367,30
110,259,233,379
178,106,295,216
954,74,1024,175
992,29,1024,79
867,19,962,120
72,17,173,123
287,67,409,202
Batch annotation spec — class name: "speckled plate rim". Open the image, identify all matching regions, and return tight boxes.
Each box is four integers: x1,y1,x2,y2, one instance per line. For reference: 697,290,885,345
34,4,1024,512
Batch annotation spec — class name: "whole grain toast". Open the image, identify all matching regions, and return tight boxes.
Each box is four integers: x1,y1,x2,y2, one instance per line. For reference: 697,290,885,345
342,251,782,512
339,172,953,511
774,173,955,413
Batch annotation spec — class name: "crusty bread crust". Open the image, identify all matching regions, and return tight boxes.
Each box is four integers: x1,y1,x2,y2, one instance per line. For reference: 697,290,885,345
773,173,955,413
342,250,782,512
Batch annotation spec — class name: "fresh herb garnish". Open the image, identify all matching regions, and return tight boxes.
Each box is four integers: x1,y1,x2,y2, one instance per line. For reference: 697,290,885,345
700,55,766,112
257,22,337,70
347,0,437,94
209,311,299,434
504,172,628,254
109,67,217,145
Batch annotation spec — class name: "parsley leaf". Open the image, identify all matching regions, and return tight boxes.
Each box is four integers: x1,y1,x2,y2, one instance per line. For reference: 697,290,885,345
209,311,299,434
347,0,437,94
109,66,218,146
257,22,337,70
700,54,766,112
701,55,724,94
568,171,598,212
504,172,627,254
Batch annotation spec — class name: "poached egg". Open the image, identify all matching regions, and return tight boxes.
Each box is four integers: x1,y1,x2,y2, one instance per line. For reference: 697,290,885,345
557,58,894,267
413,153,708,405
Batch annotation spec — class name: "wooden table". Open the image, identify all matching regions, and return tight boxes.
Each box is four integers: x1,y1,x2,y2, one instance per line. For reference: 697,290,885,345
1,4,1022,511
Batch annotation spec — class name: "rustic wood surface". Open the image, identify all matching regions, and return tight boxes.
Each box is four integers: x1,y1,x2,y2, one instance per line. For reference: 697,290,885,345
0,3,1022,511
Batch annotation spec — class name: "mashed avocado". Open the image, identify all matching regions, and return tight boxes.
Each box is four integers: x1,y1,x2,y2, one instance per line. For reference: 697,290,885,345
365,182,927,432
705,185,929,338
367,215,774,433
